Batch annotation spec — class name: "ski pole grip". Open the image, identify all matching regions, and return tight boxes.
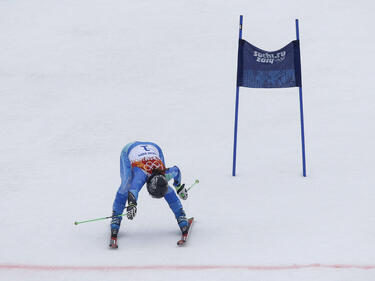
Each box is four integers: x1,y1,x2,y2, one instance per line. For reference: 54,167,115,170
187,179,199,191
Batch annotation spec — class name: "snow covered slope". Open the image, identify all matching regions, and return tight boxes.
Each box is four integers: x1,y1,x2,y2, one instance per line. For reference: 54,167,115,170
1,0,375,280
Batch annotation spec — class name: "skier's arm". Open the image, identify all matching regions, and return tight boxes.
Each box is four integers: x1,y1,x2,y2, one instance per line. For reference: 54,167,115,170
165,166,181,187
126,167,148,217
165,166,187,200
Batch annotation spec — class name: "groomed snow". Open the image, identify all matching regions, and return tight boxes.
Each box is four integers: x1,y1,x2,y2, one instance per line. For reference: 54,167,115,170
1,0,375,280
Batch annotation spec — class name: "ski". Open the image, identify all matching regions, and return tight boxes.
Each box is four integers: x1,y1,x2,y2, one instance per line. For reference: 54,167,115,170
109,227,119,249
177,217,194,246
109,237,118,249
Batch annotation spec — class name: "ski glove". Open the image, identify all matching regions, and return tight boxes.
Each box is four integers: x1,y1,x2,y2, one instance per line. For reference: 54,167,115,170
126,204,137,220
175,184,188,200
127,191,137,220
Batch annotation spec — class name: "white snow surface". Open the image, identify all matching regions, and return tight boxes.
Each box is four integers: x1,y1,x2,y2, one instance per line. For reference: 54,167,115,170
1,0,375,280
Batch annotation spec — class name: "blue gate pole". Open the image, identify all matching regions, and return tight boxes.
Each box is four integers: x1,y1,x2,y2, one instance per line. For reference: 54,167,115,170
232,15,243,176
295,19,307,177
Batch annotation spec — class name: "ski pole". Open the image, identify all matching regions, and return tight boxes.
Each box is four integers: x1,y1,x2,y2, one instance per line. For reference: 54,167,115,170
187,179,199,191
75,180,199,225
74,211,128,225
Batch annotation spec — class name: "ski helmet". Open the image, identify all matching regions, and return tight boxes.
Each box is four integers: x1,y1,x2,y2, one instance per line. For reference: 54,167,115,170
146,172,168,199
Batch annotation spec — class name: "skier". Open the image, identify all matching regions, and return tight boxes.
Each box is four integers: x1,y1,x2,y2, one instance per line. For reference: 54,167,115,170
110,141,189,248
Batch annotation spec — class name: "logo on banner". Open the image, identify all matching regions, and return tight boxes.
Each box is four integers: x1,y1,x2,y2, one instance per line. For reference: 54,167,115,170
253,50,286,64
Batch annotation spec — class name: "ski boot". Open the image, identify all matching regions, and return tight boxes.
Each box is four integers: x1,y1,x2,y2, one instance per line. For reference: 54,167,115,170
109,212,121,249
177,209,189,234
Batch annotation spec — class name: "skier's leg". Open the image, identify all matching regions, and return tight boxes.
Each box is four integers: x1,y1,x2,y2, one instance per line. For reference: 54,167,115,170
111,151,132,232
111,188,128,231
164,186,189,233
127,167,148,200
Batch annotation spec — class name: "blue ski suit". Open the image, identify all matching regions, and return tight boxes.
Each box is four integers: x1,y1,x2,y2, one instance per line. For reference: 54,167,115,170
111,141,188,231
